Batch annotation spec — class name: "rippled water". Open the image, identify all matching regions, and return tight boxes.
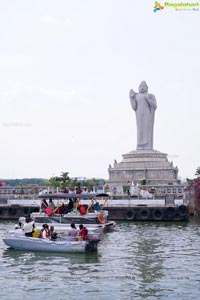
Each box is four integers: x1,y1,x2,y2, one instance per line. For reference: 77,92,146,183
1,218,200,300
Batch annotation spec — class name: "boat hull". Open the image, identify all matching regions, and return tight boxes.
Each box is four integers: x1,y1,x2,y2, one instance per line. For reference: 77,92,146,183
3,236,99,253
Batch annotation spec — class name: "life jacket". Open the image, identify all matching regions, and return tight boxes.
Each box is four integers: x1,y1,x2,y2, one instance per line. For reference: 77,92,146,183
79,205,86,215
32,227,39,238
45,228,49,238
39,229,44,238
39,228,49,239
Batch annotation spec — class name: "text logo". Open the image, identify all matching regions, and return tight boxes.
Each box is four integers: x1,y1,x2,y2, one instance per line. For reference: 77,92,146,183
154,1,200,12
154,1,164,12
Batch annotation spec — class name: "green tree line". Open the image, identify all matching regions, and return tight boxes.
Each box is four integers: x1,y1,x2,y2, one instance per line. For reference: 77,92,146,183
0,172,106,191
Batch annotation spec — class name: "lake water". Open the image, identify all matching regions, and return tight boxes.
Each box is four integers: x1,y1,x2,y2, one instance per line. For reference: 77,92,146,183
0,217,200,300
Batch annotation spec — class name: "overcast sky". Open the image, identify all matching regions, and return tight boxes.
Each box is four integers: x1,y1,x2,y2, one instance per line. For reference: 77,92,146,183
0,0,199,180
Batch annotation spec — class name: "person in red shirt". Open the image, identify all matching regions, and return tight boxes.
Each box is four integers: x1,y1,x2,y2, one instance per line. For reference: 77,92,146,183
78,224,88,241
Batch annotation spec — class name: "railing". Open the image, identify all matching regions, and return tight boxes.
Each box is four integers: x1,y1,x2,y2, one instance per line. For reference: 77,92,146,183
0,194,38,200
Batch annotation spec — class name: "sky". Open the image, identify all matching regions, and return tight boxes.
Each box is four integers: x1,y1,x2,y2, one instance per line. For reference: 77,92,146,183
0,0,199,180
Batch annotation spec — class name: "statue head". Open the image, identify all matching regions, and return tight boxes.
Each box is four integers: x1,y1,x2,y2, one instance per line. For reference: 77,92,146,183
139,81,148,93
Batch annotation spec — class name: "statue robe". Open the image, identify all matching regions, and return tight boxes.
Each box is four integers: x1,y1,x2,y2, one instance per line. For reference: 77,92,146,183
130,93,157,150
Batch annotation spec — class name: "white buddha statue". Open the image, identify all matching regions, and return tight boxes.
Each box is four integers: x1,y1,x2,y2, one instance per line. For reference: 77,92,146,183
129,81,157,150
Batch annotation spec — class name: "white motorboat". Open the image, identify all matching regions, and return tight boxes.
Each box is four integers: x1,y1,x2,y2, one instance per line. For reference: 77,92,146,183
3,231,100,253
30,193,116,233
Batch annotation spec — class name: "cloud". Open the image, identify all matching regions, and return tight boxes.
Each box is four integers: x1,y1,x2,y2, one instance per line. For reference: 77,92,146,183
0,84,77,104
0,84,78,128
39,15,72,28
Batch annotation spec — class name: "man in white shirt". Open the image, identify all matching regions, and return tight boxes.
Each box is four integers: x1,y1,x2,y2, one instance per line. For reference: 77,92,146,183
23,217,34,237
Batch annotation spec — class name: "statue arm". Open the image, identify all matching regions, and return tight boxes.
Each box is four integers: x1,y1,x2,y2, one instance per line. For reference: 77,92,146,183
129,89,137,111
145,94,157,110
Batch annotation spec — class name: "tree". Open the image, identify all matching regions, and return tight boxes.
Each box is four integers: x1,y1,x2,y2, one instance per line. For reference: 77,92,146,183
85,178,98,192
60,172,71,188
140,178,146,185
61,172,70,182
104,185,110,193
186,178,193,184
46,172,72,189
46,173,105,192
195,167,200,177
47,176,62,188
186,177,200,213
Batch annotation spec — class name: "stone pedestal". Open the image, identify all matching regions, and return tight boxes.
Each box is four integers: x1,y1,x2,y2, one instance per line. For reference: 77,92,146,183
108,149,179,187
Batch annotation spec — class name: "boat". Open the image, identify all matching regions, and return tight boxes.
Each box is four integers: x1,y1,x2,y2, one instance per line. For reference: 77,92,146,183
29,192,116,233
3,231,101,253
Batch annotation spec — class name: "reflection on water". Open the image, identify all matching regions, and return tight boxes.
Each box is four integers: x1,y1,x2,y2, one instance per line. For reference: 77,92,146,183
2,248,100,268
0,218,200,300
135,236,164,283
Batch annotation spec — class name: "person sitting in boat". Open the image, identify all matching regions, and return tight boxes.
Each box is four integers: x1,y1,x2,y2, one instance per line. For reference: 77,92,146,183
32,225,39,238
39,224,45,238
54,203,67,214
58,199,74,214
49,225,56,239
74,198,80,213
67,198,74,212
51,232,58,241
40,224,49,239
14,222,24,236
49,226,58,241
40,199,48,213
93,201,101,212
44,199,55,216
68,223,79,240
48,199,55,210
23,216,35,237
78,224,88,241
74,198,86,215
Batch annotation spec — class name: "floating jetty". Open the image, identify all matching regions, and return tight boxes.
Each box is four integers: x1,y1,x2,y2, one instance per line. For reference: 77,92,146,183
0,196,189,221
102,197,189,221
104,205,189,221
0,204,39,219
